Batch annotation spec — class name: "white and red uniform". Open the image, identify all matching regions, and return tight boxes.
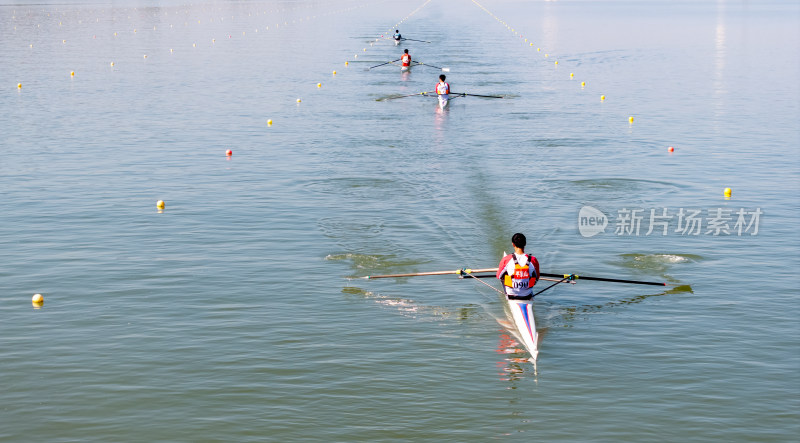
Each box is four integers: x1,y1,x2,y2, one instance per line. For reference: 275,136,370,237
435,81,450,97
436,81,450,106
496,253,540,298
401,53,411,67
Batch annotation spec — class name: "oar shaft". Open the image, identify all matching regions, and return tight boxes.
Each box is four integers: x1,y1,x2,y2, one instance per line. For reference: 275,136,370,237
368,58,401,69
417,62,443,69
451,92,505,98
364,270,461,279
539,273,666,286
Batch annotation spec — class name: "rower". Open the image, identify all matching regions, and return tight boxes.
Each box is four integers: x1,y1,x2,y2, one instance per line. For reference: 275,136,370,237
393,30,402,42
496,233,540,300
401,49,411,69
435,74,450,107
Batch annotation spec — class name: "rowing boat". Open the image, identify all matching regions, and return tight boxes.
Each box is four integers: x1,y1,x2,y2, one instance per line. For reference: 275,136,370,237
400,65,411,72
503,292,539,363
499,255,538,363
394,39,401,46
438,96,450,109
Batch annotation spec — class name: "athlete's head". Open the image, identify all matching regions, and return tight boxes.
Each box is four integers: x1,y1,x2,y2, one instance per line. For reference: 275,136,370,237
404,49,409,54
439,74,446,82
395,30,399,33
511,233,526,249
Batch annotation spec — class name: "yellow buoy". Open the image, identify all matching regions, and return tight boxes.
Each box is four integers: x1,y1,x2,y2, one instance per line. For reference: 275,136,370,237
143,54,147,59
554,61,558,65
345,61,349,66
296,98,301,103
724,187,732,197
600,95,605,101
32,293,44,304
629,116,635,123
267,119,273,126
332,70,337,75
70,71,75,76
156,200,165,209
17,83,22,89
581,81,586,87
110,62,114,66
317,83,322,88
537,48,540,51
570,73,574,78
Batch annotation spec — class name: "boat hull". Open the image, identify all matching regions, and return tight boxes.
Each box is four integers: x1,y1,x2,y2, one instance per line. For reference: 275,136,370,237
504,297,539,362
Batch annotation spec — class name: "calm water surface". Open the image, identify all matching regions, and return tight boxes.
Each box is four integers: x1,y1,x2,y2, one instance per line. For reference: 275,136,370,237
1,0,798,441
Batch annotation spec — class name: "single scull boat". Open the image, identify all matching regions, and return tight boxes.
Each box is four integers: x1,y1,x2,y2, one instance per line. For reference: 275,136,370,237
497,255,538,363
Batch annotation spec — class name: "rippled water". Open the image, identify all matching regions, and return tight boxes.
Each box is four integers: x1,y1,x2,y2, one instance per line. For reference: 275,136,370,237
1,0,798,441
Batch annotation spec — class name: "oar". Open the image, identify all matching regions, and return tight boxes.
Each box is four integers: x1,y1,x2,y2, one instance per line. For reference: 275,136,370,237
375,91,435,101
413,62,450,72
401,38,432,43
366,58,401,70
466,272,667,286
356,268,490,279
540,273,667,286
451,92,507,99
354,268,569,283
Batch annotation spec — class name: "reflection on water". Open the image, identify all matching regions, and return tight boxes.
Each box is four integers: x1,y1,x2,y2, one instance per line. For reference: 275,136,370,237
554,284,693,325
496,332,527,382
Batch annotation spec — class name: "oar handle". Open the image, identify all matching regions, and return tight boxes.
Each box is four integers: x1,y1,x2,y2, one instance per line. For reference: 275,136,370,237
463,273,574,284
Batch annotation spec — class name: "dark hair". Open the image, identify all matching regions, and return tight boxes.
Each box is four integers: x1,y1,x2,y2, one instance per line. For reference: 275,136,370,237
396,30,399,32
439,74,446,81
511,233,526,248
404,49,408,53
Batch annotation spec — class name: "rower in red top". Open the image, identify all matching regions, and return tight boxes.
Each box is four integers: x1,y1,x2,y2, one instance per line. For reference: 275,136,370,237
435,74,450,107
401,49,412,71
496,233,540,300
